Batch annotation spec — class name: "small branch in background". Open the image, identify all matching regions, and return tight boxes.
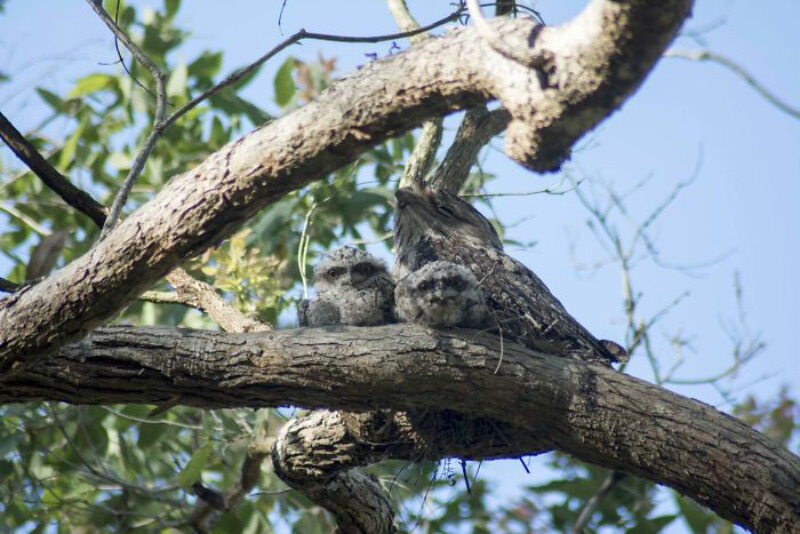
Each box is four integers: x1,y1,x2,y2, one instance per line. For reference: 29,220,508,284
0,203,51,236
665,49,800,120
0,110,108,227
185,437,273,531
398,120,443,190
465,0,534,66
431,106,510,194
25,230,68,281
164,268,272,333
297,201,324,299
0,277,19,293
163,8,465,134
495,0,516,16
571,471,625,533
389,0,445,190
86,0,168,238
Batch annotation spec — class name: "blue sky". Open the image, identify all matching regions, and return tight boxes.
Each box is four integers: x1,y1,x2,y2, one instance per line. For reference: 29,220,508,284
1,1,798,531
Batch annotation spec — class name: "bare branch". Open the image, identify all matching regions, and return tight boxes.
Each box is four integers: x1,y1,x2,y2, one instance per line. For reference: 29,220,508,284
86,0,168,238
165,268,271,333
389,0,445,191
431,106,510,194
572,471,625,533
0,110,107,227
666,49,800,120
0,277,18,293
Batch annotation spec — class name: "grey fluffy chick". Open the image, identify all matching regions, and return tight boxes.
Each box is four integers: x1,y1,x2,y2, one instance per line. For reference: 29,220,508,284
395,261,489,329
394,187,626,364
298,246,396,326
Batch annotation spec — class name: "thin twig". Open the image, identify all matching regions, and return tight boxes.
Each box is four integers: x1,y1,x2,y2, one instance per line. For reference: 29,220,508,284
388,0,445,190
86,0,168,238
0,110,108,227
0,277,19,293
297,202,322,299
101,406,203,430
571,471,625,533
0,203,51,236
184,436,272,530
665,49,800,120
163,9,465,135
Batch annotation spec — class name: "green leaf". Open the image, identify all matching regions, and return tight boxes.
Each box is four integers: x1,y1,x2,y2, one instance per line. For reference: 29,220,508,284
209,91,272,126
177,441,213,488
58,119,86,169
676,494,715,533
36,88,65,113
188,51,223,81
165,0,180,18
68,73,116,98
626,515,677,533
167,61,188,98
137,420,168,448
274,56,296,107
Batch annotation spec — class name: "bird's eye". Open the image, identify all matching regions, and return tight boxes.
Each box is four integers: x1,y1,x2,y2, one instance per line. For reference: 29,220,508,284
418,280,434,292
326,267,345,279
352,263,376,277
444,276,467,290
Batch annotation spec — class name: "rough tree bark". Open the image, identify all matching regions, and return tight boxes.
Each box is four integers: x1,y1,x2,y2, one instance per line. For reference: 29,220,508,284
0,0,692,368
1,325,796,532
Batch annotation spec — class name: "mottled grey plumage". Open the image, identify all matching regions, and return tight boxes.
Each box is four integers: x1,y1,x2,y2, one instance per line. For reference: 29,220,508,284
395,261,489,328
298,246,396,327
394,187,626,363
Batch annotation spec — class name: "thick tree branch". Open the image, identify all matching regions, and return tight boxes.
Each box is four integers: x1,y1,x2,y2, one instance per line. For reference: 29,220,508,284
0,109,261,333
0,0,692,369
431,106,511,194
1,324,797,532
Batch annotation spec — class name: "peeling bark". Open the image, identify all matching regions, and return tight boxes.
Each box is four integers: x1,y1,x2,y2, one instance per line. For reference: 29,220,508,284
0,0,692,368
2,325,797,533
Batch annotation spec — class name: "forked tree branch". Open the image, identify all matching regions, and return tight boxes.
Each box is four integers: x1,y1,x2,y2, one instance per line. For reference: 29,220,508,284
0,109,263,332
0,324,796,533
